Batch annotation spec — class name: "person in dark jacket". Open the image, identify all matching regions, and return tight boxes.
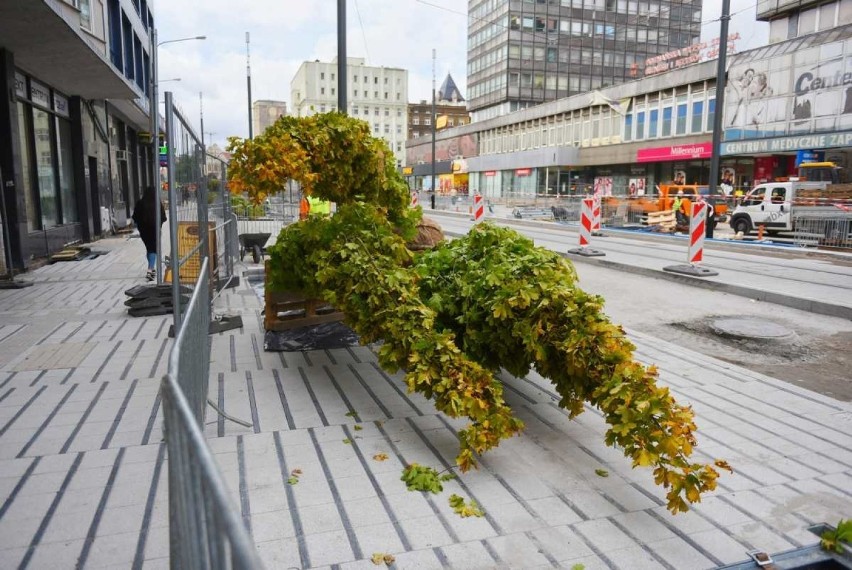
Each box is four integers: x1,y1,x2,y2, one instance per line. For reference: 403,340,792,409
132,186,166,281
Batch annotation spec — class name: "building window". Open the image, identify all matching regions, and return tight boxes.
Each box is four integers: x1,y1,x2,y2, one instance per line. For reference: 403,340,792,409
384,124,389,134
56,116,77,223
374,91,379,98
321,72,325,80
397,109,402,117
354,75,358,82
676,103,688,135
374,77,379,84
706,99,716,132
79,0,92,29
636,111,645,140
396,142,402,152
331,88,335,95
320,104,326,112
624,113,632,142
414,132,420,138
353,105,359,114
413,117,420,125
374,123,379,133
424,117,431,125
396,125,401,134
384,92,388,99
321,87,325,95
662,107,672,136
331,73,335,80
384,108,389,116
354,90,358,96
691,100,704,133
648,109,659,138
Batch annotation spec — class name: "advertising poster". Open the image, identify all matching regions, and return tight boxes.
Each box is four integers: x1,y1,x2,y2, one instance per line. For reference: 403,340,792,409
673,170,687,185
720,167,736,194
724,36,852,140
628,178,646,196
593,177,613,196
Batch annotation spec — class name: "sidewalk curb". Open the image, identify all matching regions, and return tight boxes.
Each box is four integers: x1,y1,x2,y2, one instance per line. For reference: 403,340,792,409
561,253,852,321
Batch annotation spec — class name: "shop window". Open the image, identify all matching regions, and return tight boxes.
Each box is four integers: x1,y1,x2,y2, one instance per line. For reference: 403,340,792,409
56,117,77,223
33,108,57,227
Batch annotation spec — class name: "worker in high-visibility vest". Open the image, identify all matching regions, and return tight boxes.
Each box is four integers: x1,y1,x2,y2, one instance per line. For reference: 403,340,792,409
307,195,331,216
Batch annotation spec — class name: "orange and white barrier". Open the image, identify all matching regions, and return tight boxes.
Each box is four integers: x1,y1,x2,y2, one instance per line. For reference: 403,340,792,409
592,195,602,233
474,194,484,222
688,202,708,264
580,198,594,246
567,198,605,257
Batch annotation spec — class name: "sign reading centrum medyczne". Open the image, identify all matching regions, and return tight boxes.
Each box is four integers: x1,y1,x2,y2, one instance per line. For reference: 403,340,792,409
721,131,852,155
723,34,852,142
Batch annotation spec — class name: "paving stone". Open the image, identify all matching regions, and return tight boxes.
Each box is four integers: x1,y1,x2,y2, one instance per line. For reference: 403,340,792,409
303,528,355,567
397,514,456,550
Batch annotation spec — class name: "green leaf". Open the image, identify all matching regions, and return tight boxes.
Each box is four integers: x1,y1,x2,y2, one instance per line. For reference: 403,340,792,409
595,469,609,478
354,424,363,431
287,477,299,485
343,438,352,444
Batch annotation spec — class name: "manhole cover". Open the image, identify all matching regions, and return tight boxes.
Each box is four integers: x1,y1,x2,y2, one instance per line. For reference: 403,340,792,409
711,317,795,341
14,342,96,370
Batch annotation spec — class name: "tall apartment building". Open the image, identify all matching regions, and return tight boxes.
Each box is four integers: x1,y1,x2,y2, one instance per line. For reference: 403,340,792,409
252,99,287,136
1,0,156,270
467,0,702,121
290,57,409,167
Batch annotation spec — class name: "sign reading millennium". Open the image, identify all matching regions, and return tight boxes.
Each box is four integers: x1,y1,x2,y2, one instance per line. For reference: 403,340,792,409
721,131,852,155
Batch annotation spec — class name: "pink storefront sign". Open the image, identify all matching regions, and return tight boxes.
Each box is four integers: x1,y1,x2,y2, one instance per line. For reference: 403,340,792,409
636,143,712,163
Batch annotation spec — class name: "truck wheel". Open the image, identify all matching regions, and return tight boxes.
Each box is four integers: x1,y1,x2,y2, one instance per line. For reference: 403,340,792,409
732,217,751,235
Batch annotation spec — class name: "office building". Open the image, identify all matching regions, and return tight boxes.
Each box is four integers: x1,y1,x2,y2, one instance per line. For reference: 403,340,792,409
1,0,156,272
290,57,409,167
466,0,703,121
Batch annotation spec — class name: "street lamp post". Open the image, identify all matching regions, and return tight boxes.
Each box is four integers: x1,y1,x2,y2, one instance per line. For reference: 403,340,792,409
149,32,205,284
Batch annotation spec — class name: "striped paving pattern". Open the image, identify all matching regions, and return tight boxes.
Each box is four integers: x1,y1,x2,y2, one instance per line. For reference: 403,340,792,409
0,234,850,569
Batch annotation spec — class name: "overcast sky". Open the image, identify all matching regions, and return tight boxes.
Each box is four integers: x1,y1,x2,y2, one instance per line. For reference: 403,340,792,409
155,0,768,149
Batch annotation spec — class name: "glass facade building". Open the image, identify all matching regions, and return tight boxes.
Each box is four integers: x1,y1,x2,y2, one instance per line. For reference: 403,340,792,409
467,0,703,120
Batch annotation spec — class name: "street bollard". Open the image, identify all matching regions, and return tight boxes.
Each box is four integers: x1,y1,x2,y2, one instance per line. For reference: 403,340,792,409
567,198,605,257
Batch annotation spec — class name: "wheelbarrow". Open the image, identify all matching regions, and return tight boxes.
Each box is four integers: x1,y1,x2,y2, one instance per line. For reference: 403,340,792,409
237,217,286,263
239,232,271,263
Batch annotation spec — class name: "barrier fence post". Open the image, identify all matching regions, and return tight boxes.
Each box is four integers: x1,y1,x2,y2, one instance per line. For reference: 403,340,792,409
474,193,484,223
567,198,605,257
411,191,419,208
664,202,719,277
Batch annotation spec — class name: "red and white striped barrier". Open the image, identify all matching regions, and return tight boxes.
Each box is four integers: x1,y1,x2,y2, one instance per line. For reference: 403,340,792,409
592,195,602,234
688,202,707,264
579,198,594,246
567,198,605,257
410,192,419,208
663,201,718,276
474,194,484,222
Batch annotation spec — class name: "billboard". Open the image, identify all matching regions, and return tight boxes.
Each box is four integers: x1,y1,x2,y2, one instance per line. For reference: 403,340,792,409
724,35,852,141
406,133,478,165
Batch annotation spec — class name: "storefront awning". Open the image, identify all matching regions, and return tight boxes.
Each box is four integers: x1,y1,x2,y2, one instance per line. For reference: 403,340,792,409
0,0,137,100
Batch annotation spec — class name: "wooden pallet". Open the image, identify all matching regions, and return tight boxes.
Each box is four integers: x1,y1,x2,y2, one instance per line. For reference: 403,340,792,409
263,262,344,331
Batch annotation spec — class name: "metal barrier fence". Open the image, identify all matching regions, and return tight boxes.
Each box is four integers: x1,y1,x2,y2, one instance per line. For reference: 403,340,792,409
793,211,852,249
163,92,239,327
162,257,264,568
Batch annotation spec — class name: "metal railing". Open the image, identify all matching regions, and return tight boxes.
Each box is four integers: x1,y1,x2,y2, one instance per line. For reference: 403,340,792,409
793,211,852,250
162,257,263,569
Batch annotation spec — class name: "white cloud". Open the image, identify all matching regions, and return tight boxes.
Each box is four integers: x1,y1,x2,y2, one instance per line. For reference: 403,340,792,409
154,0,768,149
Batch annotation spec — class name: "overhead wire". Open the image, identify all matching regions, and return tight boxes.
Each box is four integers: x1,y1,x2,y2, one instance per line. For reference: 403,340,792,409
353,0,372,63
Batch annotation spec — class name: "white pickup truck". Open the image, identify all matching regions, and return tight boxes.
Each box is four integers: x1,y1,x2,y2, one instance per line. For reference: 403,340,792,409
728,181,846,235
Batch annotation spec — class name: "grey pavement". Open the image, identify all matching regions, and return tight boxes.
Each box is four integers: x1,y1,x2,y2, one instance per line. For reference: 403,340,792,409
431,210,852,321
0,231,851,569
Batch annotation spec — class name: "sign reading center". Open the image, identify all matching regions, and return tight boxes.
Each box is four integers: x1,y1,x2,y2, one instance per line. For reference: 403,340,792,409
636,143,712,163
